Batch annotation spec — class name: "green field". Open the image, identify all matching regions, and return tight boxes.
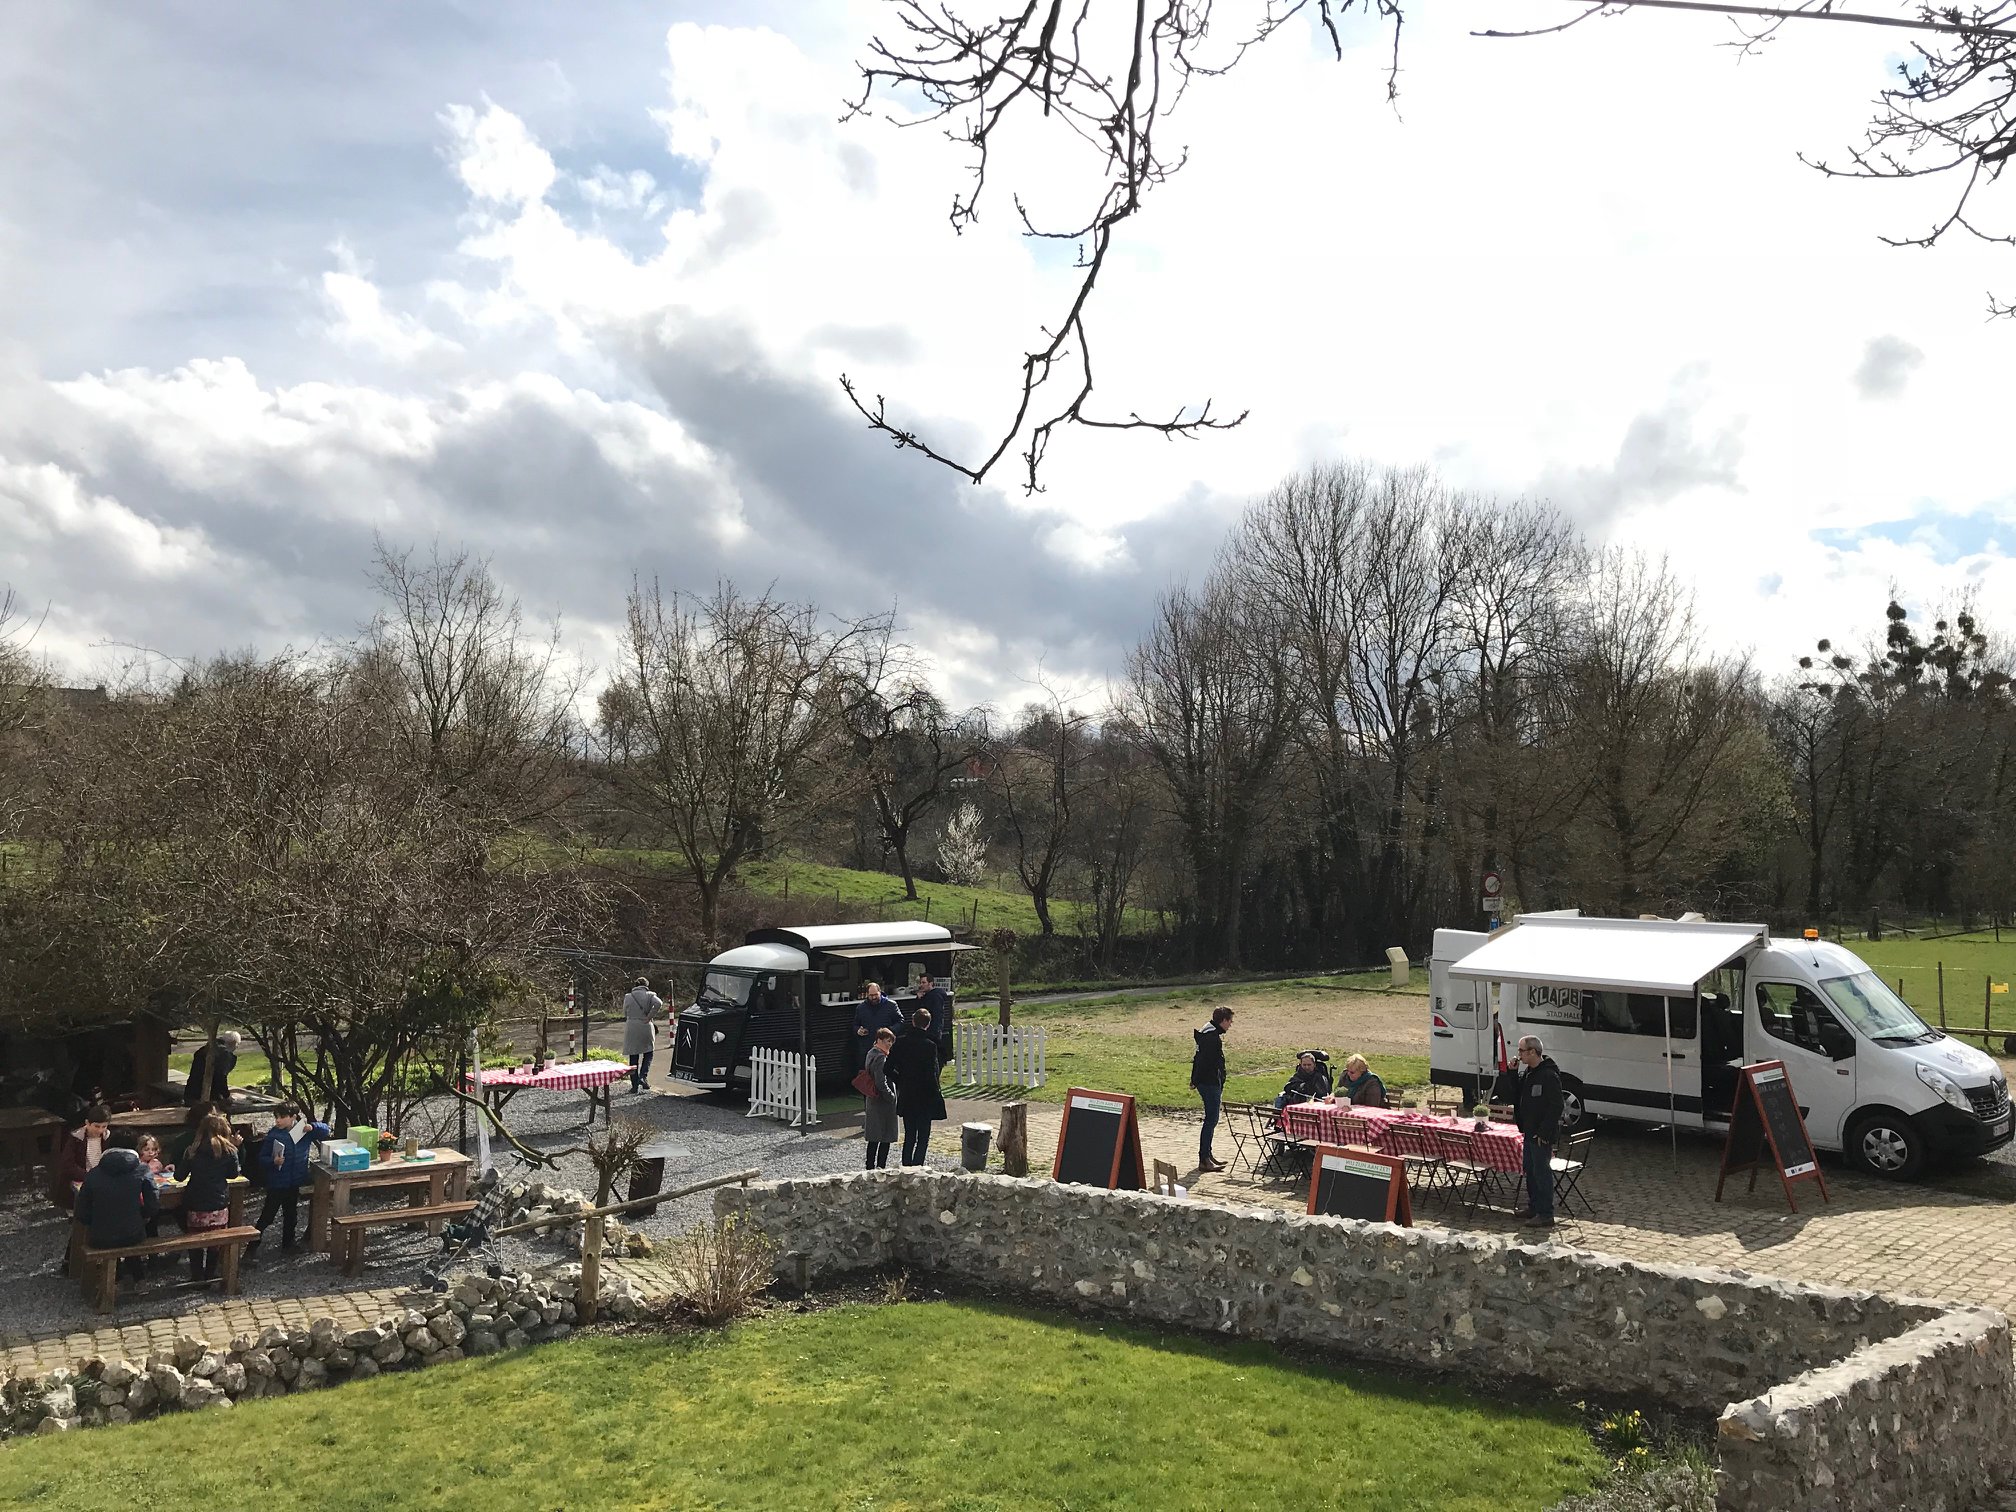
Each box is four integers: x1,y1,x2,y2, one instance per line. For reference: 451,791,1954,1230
1844,933,2016,1037
0,1300,1603,1512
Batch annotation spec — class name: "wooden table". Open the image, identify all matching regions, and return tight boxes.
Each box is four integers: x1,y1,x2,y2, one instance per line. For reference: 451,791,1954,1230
67,1175,250,1273
464,1060,631,1128
308,1149,472,1257
0,1107,63,1185
105,1106,200,1140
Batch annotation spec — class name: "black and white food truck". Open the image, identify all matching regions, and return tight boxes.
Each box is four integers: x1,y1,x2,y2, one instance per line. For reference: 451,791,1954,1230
670,921,976,1092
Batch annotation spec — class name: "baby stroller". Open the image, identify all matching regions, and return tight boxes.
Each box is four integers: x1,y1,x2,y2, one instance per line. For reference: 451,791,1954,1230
420,1164,517,1288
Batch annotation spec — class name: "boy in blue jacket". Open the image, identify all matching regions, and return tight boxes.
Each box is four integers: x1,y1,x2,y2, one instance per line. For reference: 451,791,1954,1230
246,1103,330,1257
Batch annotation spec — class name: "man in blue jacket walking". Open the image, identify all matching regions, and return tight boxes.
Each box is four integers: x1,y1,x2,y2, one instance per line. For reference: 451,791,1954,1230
246,1103,330,1257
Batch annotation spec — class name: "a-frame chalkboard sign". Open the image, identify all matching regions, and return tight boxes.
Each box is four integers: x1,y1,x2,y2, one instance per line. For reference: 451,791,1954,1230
1307,1145,1413,1226
1051,1087,1145,1190
1714,1059,1830,1212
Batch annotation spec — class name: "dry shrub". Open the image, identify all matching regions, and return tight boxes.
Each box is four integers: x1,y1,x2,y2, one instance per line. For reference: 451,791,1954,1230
661,1213,778,1325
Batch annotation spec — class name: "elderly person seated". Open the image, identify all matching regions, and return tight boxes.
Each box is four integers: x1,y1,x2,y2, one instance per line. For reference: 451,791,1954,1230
1273,1051,1333,1110
1334,1054,1388,1108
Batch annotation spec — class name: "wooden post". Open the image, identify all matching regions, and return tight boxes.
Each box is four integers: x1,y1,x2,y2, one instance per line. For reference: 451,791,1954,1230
990,927,1016,1029
999,1101,1029,1178
579,1213,604,1324
1938,961,1946,1029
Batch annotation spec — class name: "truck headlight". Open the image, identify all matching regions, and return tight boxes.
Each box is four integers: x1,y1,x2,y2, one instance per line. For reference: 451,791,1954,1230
711,1031,726,1044
1915,1063,1972,1113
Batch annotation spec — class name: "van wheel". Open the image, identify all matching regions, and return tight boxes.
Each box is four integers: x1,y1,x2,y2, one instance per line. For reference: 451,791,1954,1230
1557,1078,1591,1134
1847,1112,1923,1180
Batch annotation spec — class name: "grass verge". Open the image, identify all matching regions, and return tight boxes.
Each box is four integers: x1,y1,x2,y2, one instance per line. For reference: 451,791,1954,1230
0,1300,1604,1512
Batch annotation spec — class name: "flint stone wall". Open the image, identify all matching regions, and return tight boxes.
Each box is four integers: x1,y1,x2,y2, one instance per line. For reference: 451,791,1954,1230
717,1169,2014,1512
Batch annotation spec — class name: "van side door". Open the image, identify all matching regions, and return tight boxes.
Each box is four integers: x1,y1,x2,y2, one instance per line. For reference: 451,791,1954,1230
1578,990,1704,1128
1749,982,1856,1149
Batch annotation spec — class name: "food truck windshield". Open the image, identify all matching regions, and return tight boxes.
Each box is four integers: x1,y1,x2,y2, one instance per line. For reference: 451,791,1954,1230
701,971,754,1006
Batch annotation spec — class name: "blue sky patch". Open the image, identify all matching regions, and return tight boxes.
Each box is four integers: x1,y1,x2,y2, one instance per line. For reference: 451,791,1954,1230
1812,509,2013,564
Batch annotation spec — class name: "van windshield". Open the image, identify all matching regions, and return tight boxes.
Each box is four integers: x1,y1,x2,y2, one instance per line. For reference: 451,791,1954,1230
1817,973,1937,1045
701,972,754,1007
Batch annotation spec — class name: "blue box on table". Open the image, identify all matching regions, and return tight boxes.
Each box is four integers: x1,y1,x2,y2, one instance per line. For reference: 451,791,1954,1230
321,1140,371,1172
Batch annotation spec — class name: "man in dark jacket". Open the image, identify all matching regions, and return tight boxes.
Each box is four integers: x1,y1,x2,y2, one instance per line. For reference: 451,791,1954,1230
1512,1035,1565,1228
1274,1051,1332,1110
1190,1006,1234,1171
75,1147,159,1280
851,982,905,1072
915,975,953,1065
184,1031,240,1106
885,1010,948,1166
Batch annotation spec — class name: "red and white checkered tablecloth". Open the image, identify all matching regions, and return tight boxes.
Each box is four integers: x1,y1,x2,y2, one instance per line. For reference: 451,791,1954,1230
1281,1102,1525,1174
464,1059,632,1093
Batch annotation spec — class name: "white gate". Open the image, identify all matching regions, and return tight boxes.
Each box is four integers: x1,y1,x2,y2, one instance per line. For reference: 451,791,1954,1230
953,1023,1048,1088
747,1047,818,1127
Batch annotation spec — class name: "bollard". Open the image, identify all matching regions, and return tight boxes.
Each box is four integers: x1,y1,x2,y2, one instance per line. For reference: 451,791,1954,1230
960,1121,993,1172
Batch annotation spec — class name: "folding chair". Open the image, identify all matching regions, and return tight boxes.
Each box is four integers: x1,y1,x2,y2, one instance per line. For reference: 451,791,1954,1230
1425,1083,1463,1116
1434,1127,1512,1222
1550,1129,1596,1219
1334,1112,1371,1149
1388,1124,1451,1210
1216,1101,1258,1174
1251,1104,1304,1180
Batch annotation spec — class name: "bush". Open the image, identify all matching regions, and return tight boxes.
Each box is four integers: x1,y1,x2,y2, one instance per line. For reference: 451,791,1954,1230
660,1214,778,1326
1551,1450,1716,1512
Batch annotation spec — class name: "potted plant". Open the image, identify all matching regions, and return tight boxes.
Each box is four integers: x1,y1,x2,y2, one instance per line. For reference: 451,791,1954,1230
1470,1103,1491,1131
376,1129,397,1163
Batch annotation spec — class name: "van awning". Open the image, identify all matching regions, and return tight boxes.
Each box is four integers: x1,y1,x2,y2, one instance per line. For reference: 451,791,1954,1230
1446,915,1764,995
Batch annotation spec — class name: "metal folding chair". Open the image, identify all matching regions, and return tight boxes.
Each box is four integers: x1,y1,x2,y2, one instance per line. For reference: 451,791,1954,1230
1550,1129,1597,1219
1387,1124,1451,1210
1216,1101,1257,1173
1434,1127,1513,1222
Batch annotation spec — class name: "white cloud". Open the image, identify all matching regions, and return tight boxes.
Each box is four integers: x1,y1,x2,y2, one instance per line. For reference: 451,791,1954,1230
442,98,557,205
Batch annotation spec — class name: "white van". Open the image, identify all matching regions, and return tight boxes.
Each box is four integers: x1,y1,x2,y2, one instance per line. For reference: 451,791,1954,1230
1429,912,2011,1179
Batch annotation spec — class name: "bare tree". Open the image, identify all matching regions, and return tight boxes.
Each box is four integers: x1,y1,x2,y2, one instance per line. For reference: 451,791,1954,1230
987,683,1092,937
1121,572,1292,968
599,582,891,945
844,679,988,898
847,1,2016,484
362,540,581,828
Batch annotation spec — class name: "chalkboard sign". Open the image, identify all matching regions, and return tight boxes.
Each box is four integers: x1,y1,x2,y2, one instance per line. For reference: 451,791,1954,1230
1715,1060,1829,1212
1052,1088,1144,1190
1307,1145,1412,1226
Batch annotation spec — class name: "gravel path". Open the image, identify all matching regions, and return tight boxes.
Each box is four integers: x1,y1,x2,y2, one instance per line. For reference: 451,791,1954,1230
0,1083,944,1345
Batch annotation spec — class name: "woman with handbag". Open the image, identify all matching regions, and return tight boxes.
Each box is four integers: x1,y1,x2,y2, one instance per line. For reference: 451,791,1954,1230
858,1027,898,1169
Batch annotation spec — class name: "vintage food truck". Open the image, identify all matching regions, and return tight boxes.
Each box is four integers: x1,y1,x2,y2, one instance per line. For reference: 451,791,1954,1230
670,921,975,1093
1429,911,2011,1179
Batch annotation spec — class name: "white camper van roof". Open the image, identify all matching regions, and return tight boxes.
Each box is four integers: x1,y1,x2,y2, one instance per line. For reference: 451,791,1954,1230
1446,914,1764,994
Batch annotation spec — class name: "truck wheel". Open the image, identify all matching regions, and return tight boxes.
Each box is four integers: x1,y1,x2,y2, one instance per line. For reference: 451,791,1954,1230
1557,1077,1591,1135
1847,1112,1924,1180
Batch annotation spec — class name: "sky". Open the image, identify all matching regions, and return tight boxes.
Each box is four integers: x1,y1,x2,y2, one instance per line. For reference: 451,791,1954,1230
3,0,2013,711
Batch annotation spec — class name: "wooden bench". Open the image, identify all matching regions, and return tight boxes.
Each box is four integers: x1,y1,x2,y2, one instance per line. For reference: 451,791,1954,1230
332,1200,477,1277
80,1226,259,1314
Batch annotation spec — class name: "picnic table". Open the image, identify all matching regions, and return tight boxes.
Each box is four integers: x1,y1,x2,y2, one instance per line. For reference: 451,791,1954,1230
463,1058,631,1128
1281,1103,1526,1174
66,1175,251,1275
307,1147,472,1257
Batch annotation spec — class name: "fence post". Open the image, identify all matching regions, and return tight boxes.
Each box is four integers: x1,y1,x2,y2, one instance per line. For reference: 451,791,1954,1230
1938,961,1946,1028
457,1041,469,1156
999,1101,1029,1178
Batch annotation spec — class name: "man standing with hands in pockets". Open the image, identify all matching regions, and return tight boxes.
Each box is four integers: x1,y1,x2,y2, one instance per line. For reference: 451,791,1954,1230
1514,1034,1565,1228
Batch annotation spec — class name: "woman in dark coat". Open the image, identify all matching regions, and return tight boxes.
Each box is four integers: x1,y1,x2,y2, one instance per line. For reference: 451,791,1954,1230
886,1009,948,1167
862,1027,899,1169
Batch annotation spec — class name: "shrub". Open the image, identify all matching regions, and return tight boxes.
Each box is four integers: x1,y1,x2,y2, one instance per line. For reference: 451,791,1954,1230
660,1214,778,1325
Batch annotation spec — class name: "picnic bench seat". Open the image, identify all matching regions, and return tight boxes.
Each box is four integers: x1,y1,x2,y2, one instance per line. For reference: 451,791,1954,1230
332,1200,477,1277
80,1226,259,1314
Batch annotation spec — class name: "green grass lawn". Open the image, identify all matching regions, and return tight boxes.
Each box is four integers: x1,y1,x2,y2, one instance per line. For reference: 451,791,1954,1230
1843,934,2016,1035
0,1301,1603,1512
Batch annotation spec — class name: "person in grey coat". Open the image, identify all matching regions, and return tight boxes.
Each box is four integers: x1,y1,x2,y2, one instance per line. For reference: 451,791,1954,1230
622,976,664,1093
862,1027,898,1169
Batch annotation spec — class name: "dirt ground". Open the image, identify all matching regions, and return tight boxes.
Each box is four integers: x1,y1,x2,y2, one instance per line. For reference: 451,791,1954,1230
1051,985,1431,1059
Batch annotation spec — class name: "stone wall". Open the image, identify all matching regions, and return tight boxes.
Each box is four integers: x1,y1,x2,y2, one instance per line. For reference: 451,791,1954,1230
0,1263,648,1440
717,1170,2015,1512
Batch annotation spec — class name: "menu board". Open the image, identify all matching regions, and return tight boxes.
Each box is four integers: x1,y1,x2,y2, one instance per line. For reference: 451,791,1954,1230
1307,1146,1412,1226
1715,1060,1829,1212
1052,1088,1144,1190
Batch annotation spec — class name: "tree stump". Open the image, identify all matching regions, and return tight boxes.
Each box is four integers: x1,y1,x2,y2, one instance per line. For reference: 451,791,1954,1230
998,1101,1028,1178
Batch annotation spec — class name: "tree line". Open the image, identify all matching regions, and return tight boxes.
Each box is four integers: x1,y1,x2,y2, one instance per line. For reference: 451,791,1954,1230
3,469,2013,1124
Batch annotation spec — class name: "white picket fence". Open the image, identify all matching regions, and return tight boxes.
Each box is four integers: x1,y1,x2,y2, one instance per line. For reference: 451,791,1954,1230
953,1022,1048,1089
747,1047,819,1127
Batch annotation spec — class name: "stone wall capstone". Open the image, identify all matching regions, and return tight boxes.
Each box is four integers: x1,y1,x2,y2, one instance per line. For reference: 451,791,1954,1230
716,1169,2014,1512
